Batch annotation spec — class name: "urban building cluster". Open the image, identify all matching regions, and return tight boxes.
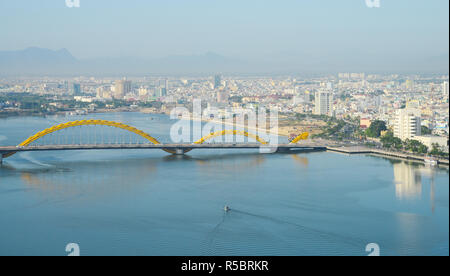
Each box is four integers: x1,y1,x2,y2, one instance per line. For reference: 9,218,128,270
0,74,448,151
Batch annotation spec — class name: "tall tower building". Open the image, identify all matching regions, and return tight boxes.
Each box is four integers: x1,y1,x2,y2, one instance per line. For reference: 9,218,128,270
114,80,132,99
214,75,222,89
72,83,81,95
164,79,169,91
394,108,421,140
314,91,333,116
443,81,449,95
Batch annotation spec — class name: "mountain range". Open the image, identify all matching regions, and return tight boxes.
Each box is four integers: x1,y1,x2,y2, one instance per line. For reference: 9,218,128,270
0,47,255,76
0,47,448,76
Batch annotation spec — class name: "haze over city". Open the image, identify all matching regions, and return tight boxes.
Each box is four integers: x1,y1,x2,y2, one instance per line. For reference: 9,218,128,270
0,0,449,75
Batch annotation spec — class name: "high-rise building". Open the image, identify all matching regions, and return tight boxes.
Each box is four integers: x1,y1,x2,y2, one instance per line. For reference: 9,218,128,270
394,108,421,140
96,87,104,98
72,83,81,95
214,75,222,89
153,79,168,98
114,80,132,99
314,91,333,116
443,81,449,95
155,87,167,98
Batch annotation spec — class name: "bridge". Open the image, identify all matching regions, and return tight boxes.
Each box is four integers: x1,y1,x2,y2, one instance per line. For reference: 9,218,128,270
0,119,320,163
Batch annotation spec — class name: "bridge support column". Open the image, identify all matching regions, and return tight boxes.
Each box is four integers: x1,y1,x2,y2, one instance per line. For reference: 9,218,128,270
0,154,3,165
175,148,185,155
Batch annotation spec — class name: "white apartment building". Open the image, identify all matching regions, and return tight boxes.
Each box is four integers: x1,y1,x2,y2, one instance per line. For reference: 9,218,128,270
314,91,333,116
393,108,421,140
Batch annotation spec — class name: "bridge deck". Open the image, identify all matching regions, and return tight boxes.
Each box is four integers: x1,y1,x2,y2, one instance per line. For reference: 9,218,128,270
0,143,326,153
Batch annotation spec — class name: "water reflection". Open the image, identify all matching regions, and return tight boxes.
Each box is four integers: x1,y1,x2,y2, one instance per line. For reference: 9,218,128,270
4,159,159,198
392,160,443,212
393,161,422,199
165,152,266,173
292,155,309,168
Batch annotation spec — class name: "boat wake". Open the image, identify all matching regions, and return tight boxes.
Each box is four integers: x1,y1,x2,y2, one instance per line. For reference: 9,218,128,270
201,206,366,255
231,209,364,248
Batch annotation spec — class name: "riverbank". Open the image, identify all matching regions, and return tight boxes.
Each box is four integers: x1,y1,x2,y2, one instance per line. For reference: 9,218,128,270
327,146,449,166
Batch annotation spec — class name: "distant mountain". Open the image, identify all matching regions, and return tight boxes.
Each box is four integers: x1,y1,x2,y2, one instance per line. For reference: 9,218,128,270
0,48,252,76
0,47,78,75
0,47,448,76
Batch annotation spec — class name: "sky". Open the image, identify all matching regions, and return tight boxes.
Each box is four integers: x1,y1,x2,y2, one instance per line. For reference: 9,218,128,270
0,0,448,72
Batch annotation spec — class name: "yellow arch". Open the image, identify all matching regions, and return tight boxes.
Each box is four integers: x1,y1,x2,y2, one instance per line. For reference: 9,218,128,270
3,120,163,158
194,130,268,145
290,132,309,144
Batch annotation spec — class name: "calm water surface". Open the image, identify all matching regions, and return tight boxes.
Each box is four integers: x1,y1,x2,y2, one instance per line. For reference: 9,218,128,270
0,113,448,256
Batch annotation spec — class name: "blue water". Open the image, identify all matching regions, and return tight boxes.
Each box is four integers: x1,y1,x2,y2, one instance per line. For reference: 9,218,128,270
0,113,448,256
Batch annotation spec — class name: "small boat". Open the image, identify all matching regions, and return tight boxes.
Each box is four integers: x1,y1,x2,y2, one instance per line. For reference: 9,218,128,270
224,206,231,212
424,157,438,166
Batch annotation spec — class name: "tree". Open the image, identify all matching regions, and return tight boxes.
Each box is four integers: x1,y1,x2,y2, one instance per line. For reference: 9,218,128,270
421,126,432,135
381,131,403,150
430,143,448,157
366,120,387,138
404,139,428,154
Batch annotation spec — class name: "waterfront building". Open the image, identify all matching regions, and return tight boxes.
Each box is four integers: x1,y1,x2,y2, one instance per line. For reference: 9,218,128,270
393,108,421,140
414,135,449,151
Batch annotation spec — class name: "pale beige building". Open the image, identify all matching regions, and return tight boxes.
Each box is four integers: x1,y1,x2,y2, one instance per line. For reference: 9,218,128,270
114,80,132,99
414,135,448,151
393,108,421,140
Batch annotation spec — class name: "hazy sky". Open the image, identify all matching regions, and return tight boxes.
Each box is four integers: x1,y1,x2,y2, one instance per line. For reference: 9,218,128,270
0,0,448,66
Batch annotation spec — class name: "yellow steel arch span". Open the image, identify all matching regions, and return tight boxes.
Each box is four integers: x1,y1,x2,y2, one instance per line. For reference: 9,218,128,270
3,120,164,158
194,130,310,145
290,132,309,144
194,130,268,145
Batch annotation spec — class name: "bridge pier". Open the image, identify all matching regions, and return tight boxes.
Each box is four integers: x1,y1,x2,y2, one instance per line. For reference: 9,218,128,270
175,148,185,155
0,154,3,165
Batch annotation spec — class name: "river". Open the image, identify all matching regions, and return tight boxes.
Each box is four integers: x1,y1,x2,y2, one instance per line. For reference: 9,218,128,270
0,112,448,256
